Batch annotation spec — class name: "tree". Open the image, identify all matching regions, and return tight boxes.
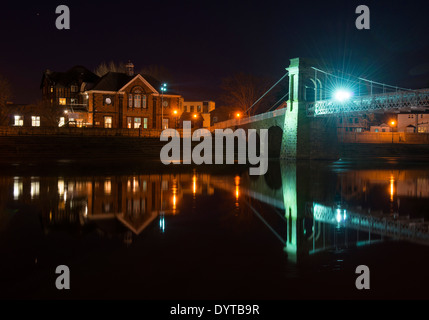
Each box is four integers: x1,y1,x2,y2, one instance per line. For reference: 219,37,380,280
0,74,12,125
139,65,171,82
94,61,127,77
220,73,277,116
33,100,65,127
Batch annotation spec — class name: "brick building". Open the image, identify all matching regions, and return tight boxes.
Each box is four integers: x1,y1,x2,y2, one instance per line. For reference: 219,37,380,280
40,62,184,129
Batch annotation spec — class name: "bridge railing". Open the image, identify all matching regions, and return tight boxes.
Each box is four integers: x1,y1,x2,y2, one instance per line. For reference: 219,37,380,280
210,108,287,131
307,88,429,117
312,203,429,246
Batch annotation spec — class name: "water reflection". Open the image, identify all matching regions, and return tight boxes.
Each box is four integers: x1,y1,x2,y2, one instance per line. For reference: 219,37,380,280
2,161,429,262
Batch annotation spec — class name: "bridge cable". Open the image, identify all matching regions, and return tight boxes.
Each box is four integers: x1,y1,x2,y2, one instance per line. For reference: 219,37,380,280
311,66,415,94
267,92,289,112
245,72,289,114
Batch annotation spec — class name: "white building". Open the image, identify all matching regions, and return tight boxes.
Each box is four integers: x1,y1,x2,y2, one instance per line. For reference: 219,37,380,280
397,113,429,133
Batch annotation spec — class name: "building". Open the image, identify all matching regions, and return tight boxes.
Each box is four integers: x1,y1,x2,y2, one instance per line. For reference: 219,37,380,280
40,62,184,130
370,123,392,132
182,101,215,128
397,113,429,133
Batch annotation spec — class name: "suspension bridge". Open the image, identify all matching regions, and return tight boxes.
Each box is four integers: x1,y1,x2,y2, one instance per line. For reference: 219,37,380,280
210,57,429,160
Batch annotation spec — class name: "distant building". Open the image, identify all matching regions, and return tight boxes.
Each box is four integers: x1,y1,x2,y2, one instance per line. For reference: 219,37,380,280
397,113,429,133
182,101,215,128
370,123,392,132
337,115,368,133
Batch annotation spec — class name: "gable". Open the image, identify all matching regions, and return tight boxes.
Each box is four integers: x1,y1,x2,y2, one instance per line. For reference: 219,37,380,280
119,74,158,94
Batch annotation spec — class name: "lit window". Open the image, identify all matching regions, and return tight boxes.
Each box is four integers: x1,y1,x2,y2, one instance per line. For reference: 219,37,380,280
134,94,141,108
142,96,147,108
134,117,141,128
70,98,77,105
104,116,113,128
59,117,65,127
14,116,23,126
143,118,148,129
197,105,202,112
50,86,54,93
127,117,133,129
59,98,66,105
128,94,133,108
31,116,40,127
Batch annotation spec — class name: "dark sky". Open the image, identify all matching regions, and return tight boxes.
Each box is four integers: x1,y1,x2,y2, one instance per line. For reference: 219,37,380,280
1,0,428,104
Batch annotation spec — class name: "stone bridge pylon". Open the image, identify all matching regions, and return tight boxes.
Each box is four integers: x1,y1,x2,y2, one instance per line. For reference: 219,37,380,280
281,58,339,160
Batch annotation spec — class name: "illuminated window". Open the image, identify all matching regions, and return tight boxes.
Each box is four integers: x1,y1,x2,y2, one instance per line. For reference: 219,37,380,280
104,116,112,128
134,94,141,108
134,117,141,128
127,117,132,129
59,117,65,127
59,98,66,105
14,116,23,126
31,116,40,127
143,118,148,129
50,86,54,93
31,180,40,199
197,105,201,112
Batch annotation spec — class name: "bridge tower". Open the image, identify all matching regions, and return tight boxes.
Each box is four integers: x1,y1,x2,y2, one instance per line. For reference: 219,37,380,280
281,58,339,160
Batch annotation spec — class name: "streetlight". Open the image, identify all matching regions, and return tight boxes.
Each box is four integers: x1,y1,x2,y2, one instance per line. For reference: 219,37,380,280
160,83,167,129
334,89,352,102
173,109,178,129
390,120,396,143
236,112,241,118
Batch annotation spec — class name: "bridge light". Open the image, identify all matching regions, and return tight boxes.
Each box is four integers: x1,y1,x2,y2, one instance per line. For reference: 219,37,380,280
334,89,352,102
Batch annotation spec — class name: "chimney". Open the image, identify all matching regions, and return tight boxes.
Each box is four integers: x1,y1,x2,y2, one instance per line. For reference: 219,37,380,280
125,61,134,76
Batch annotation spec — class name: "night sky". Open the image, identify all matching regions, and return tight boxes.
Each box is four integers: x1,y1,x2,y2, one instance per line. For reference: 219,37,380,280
1,0,428,104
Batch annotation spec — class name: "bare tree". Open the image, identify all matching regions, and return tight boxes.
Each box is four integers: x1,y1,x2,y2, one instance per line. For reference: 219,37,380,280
40,101,65,127
0,74,12,125
94,61,127,77
139,65,171,82
220,73,275,116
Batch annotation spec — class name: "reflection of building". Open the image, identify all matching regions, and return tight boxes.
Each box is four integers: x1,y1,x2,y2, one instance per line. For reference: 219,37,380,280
4,173,215,244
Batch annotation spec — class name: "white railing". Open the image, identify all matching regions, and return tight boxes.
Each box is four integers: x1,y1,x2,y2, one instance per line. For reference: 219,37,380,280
307,88,429,117
210,108,287,131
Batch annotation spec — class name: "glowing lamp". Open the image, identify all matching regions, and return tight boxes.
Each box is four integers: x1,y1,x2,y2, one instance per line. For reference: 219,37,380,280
334,89,352,102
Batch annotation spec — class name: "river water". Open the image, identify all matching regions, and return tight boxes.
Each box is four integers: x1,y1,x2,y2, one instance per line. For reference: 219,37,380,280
1,158,429,299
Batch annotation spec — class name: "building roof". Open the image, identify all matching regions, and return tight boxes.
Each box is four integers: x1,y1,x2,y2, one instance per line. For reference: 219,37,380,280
40,65,99,89
90,72,181,95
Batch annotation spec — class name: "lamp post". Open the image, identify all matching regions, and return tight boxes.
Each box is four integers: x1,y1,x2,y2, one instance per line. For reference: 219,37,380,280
160,83,167,129
173,109,178,129
390,120,396,143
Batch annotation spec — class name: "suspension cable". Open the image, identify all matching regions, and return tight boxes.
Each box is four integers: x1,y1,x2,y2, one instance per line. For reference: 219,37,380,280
245,72,289,114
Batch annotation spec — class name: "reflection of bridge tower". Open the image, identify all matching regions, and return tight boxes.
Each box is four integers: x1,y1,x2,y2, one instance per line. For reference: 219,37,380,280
281,58,338,160
281,162,310,263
